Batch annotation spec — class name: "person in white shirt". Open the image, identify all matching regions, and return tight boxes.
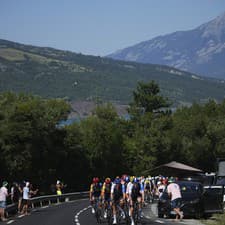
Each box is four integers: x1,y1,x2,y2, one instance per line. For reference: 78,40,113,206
21,182,38,215
0,181,9,221
167,178,183,221
156,181,166,198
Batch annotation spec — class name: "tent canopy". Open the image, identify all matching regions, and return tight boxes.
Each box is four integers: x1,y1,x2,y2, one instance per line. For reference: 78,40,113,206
145,161,203,177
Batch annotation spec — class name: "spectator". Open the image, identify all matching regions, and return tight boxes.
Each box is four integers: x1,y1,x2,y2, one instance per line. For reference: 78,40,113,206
156,181,166,198
0,181,9,221
17,183,23,213
21,182,38,215
10,182,21,204
167,178,183,221
56,180,63,195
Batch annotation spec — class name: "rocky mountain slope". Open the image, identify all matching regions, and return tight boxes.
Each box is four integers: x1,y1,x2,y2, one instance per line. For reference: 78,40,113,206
108,12,225,79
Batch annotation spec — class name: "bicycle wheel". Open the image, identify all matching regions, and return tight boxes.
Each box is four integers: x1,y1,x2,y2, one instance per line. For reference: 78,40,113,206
95,207,102,224
133,203,141,225
107,207,113,225
123,202,130,225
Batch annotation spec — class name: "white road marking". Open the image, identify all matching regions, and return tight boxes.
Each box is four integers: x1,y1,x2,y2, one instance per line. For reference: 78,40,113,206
18,215,25,218
155,220,165,223
74,206,91,225
7,220,15,224
42,206,49,209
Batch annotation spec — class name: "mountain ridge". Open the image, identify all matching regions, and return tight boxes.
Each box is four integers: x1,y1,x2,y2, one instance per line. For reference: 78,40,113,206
0,39,225,108
108,11,225,79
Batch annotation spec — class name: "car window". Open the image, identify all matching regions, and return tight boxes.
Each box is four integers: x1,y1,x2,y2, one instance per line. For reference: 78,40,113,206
179,183,202,194
216,177,225,185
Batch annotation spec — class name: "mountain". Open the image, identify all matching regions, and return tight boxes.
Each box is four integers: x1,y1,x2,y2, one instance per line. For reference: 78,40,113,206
108,12,225,79
0,39,225,107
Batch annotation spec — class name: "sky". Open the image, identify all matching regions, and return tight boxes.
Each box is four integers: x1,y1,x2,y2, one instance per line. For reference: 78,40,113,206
1,0,225,56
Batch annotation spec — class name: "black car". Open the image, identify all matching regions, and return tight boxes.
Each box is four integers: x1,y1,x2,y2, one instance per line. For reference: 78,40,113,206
158,181,205,219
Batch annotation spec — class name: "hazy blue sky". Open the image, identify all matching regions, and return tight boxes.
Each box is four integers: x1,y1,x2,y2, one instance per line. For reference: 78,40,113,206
1,0,225,56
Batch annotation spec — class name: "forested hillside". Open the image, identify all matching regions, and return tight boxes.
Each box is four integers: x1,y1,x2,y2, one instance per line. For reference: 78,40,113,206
1,83,225,192
1,39,225,107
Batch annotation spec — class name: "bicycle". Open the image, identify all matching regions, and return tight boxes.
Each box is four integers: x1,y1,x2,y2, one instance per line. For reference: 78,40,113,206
109,200,128,225
144,189,153,204
93,197,103,224
102,199,113,224
132,201,142,225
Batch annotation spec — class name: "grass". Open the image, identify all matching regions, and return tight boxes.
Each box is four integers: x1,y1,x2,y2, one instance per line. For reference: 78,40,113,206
203,214,225,225
0,48,89,72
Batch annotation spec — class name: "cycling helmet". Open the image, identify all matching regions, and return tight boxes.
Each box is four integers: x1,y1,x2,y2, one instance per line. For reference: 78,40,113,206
105,177,111,184
133,177,139,183
121,174,127,181
114,178,121,184
93,177,99,183
125,176,130,183
130,176,134,182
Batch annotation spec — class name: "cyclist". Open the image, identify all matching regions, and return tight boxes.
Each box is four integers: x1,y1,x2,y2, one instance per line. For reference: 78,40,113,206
101,177,112,218
111,177,126,224
144,177,152,203
89,177,102,214
126,176,134,216
129,177,144,225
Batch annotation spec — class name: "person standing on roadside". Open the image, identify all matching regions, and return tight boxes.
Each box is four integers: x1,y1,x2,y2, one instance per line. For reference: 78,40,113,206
167,178,183,221
17,183,23,213
10,182,21,204
21,182,38,215
21,182,30,215
0,181,9,221
156,181,166,198
56,180,64,195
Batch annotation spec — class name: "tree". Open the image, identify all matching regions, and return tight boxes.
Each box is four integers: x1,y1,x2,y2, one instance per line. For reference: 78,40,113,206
0,92,71,186
80,103,126,178
123,81,171,174
129,81,170,117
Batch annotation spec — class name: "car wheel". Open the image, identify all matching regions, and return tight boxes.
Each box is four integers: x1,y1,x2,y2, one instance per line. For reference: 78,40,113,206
195,209,203,219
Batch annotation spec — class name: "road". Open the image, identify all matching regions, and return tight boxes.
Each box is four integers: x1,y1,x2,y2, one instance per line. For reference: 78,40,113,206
3,200,204,225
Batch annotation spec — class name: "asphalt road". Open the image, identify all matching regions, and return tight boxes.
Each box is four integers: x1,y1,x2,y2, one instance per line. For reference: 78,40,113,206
2,200,204,225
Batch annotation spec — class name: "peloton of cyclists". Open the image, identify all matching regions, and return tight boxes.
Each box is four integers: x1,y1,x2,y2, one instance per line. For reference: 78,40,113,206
89,175,175,225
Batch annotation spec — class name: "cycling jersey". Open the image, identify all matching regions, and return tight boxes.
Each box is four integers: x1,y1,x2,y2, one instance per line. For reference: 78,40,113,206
102,182,111,194
90,183,101,198
130,182,144,200
101,182,112,200
111,183,125,200
144,180,152,190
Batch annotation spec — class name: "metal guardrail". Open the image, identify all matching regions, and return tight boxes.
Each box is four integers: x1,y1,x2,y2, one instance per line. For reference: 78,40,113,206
5,191,89,217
